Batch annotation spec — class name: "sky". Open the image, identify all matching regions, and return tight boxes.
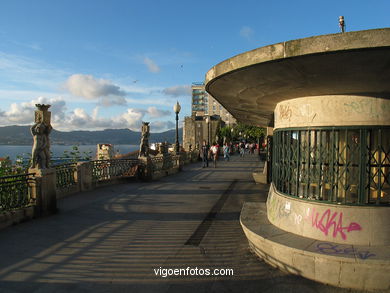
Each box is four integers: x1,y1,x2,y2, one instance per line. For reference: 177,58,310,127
0,0,389,132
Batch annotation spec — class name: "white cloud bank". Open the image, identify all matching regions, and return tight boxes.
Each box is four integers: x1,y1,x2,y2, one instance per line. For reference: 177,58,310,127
147,106,170,118
65,74,127,106
0,97,175,132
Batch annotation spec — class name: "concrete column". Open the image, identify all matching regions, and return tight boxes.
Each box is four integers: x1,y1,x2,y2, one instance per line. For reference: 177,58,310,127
138,156,152,181
77,162,93,191
29,168,57,216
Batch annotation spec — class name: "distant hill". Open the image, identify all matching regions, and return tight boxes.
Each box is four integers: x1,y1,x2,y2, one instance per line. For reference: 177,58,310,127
0,125,182,145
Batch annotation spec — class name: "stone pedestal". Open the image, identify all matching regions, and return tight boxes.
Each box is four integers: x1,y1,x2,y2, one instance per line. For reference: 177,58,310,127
29,168,57,216
138,156,152,181
77,162,93,191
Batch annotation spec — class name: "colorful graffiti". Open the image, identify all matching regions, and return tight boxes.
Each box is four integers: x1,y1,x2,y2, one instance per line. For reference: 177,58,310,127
308,208,362,240
316,242,376,260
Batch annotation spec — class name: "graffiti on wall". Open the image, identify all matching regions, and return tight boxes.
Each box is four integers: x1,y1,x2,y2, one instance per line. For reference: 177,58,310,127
307,208,362,240
268,191,363,241
278,105,292,121
316,242,376,260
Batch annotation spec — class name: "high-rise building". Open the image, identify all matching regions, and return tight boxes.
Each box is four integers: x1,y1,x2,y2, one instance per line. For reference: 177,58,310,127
183,82,236,150
191,82,236,125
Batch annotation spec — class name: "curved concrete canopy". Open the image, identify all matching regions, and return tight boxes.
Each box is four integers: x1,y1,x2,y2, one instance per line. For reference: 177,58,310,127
205,28,390,127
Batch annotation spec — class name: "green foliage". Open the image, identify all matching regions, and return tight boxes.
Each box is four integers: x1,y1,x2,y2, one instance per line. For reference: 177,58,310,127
0,153,31,176
218,123,265,142
0,157,13,177
60,145,92,163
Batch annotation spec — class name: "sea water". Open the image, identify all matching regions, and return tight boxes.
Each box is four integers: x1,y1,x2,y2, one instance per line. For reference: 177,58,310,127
0,144,139,162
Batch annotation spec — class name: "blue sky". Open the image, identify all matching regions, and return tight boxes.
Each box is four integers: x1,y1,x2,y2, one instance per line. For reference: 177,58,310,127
0,0,389,132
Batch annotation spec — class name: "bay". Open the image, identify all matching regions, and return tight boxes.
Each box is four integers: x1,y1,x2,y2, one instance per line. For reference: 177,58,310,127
0,144,139,162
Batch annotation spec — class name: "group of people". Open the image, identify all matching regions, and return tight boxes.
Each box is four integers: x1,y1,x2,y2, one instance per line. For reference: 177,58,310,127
237,142,259,157
200,140,263,168
200,140,231,168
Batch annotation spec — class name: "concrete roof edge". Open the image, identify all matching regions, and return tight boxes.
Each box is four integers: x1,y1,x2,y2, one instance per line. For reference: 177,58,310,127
205,28,390,87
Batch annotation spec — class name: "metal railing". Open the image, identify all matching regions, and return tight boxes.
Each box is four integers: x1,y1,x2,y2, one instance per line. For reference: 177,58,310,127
272,127,390,205
92,159,139,182
55,163,77,189
0,173,35,212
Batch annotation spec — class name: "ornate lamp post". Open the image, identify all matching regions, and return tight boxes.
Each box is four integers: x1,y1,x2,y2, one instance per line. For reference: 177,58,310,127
205,117,210,146
173,101,181,153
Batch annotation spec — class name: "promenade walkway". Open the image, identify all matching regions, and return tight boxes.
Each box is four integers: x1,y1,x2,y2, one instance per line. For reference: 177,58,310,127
0,155,363,293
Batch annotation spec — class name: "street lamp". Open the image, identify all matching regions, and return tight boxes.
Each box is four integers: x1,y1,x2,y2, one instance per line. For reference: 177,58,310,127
205,117,210,146
173,101,181,153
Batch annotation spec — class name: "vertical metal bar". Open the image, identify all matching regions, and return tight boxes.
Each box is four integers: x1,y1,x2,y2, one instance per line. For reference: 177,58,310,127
376,128,382,205
306,130,311,198
344,129,348,204
358,128,368,204
318,130,322,200
296,130,301,197
271,134,276,187
287,131,291,195
281,131,285,192
330,129,335,202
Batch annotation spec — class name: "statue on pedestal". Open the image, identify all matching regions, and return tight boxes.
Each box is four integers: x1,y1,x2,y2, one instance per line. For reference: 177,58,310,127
139,122,150,157
31,104,52,169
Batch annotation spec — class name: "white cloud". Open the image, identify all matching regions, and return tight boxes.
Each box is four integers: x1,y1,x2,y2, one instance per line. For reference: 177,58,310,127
65,74,125,99
162,85,191,97
240,26,254,39
65,107,146,131
147,106,170,118
0,96,67,126
118,108,145,130
143,57,160,73
0,97,177,132
151,121,175,132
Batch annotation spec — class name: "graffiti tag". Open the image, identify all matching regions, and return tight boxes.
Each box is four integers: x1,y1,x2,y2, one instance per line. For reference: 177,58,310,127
316,242,376,260
309,208,362,240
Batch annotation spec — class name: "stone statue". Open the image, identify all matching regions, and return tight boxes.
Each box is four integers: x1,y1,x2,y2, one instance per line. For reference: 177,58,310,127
31,104,52,169
139,122,150,157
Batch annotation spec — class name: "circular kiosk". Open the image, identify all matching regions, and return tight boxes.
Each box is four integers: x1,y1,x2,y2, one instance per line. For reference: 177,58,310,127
205,28,390,290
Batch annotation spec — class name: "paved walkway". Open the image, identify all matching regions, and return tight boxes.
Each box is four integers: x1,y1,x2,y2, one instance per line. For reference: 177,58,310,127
0,155,365,293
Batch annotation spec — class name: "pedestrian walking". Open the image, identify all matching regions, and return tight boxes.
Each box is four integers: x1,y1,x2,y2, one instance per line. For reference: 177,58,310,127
223,142,230,161
201,140,209,168
210,142,219,168
240,142,245,157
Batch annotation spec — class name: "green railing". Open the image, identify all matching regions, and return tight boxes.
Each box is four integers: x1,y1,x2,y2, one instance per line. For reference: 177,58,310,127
0,173,35,212
55,163,77,189
272,126,390,205
92,159,139,182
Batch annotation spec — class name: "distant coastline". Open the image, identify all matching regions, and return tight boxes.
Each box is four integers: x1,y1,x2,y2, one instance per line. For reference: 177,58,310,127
0,125,182,146
0,144,140,161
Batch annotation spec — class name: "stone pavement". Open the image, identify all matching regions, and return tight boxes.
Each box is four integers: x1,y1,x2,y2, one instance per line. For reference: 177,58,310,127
0,155,367,293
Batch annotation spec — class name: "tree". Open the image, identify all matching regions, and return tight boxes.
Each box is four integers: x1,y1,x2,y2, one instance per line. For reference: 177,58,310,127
228,123,265,142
